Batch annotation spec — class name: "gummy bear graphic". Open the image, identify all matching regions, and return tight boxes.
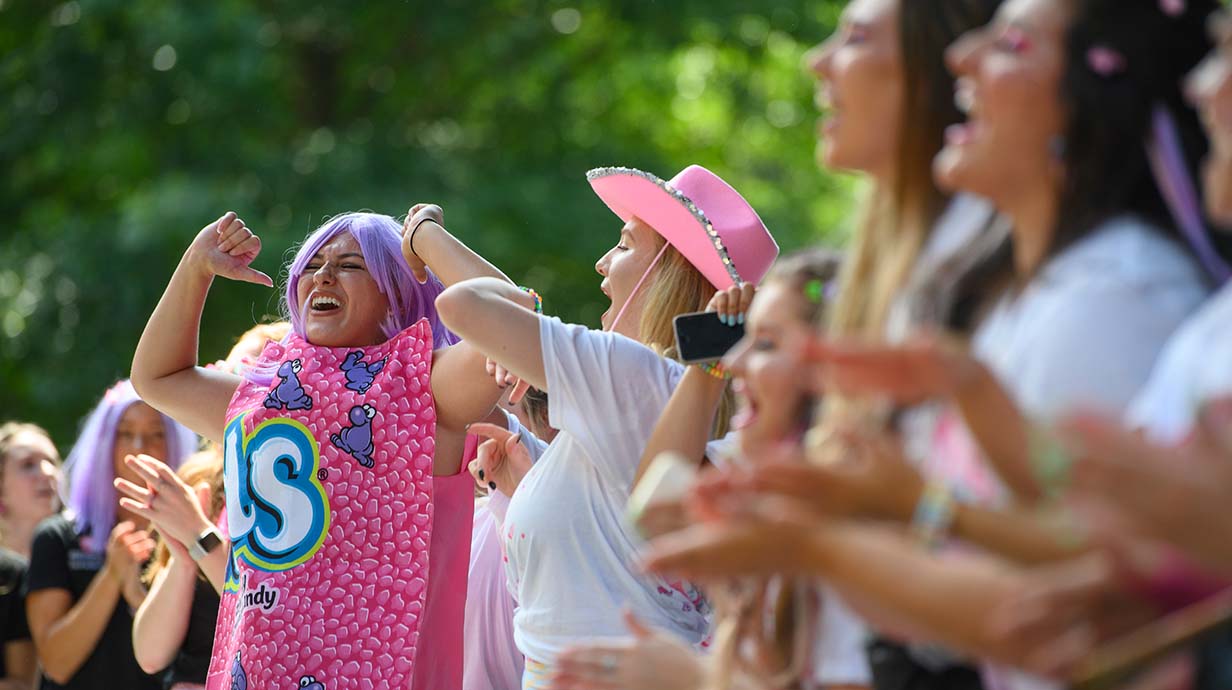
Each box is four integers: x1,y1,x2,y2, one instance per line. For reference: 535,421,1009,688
331,404,376,467
297,675,325,690
340,350,386,394
264,359,313,411
230,653,248,690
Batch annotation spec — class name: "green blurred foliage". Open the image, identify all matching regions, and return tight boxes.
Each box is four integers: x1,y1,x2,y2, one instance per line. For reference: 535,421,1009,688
0,0,856,449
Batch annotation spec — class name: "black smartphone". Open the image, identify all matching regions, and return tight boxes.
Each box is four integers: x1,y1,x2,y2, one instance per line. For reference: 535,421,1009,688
673,311,744,364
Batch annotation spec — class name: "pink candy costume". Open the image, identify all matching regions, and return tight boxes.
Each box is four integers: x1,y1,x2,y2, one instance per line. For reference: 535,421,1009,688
205,319,474,690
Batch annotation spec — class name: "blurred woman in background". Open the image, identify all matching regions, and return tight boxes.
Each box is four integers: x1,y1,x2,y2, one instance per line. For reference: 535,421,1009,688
25,380,196,689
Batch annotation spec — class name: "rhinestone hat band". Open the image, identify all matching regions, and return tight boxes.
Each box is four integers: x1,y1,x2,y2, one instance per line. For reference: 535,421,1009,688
587,166,743,286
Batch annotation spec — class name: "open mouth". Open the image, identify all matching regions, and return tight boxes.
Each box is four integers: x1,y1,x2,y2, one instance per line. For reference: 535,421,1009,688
730,388,760,431
310,295,342,314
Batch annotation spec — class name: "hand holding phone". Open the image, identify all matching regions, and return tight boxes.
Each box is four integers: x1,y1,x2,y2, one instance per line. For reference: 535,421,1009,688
674,311,744,364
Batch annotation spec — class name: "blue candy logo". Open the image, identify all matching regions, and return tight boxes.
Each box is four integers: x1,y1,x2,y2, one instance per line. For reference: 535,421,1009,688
222,414,329,590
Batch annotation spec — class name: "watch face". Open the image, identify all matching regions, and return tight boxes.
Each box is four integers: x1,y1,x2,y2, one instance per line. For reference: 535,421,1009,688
198,530,223,553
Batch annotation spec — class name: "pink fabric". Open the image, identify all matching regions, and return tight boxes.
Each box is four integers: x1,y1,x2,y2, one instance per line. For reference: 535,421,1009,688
206,319,471,690
588,164,779,289
463,492,525,690
926,407,1007,505
1125,545,1232,612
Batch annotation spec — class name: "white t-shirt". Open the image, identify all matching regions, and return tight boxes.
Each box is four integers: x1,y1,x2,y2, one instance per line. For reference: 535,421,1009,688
971,216,1208,690
707,435,872,687
972,216,1208,424
1127,281,1232,443
503,317,718,664
885,193,999,342
462,412,550,690
808,586,873,687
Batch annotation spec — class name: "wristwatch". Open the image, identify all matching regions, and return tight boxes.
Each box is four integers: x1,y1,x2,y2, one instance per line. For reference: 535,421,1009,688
188,527,224,562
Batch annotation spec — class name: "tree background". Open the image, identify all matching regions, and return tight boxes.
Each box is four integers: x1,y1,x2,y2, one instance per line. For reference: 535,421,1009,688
0,0,856,449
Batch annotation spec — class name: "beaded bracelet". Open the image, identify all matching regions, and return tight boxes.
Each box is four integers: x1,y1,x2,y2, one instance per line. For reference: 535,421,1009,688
696,360,731,380
1028,424,1073,502
909,480,956,551
519,286,543,314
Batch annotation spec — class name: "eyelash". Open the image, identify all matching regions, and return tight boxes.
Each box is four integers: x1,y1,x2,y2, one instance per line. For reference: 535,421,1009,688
305,262,363,271
995,28,1030,53
846,27,868,44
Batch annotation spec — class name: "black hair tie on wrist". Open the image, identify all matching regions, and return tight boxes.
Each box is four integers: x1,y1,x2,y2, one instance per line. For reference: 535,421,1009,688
409,216,436,258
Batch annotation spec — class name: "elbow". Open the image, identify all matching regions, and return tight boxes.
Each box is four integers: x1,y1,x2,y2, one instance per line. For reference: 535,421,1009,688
133,632,173,675
435,283,480,336
129,374,151,403
136,652,170,676
129,356,155,401
41,664,72,686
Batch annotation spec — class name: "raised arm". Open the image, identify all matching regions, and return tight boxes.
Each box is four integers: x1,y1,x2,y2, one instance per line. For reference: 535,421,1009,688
634,367,727,487
632,285,749,487
403,208,517,435
435,277,546,395
401,205,512,288
131,212,272,444
399,206,534,474
131,552,197,675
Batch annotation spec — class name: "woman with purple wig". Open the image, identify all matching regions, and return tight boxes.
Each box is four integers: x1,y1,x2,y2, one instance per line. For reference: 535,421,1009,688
130,205,515,690
25,379,197,690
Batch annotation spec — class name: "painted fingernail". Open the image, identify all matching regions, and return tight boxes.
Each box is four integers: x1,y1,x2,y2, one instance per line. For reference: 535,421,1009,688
720,314,729,325
737,313,745,325
488,481,497,490
478,469,485,480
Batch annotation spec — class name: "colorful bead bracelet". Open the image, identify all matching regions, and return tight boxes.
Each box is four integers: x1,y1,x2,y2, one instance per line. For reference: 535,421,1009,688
519,286,543,314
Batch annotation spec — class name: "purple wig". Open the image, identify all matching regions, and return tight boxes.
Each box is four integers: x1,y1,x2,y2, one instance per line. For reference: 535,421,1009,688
282,212,458,349
63,380,199,552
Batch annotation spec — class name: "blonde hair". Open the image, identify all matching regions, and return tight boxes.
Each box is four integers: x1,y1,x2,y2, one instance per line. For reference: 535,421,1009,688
226,321,292,368
828,188,934,339
144,448,225,583
636,234,734,438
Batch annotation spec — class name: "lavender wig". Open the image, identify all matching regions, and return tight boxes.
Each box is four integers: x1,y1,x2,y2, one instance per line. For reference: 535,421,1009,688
282,212,458,348
63,380,198,552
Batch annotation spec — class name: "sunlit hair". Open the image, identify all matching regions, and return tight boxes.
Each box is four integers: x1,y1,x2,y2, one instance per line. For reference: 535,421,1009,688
226,321,292,371
763,248,844,326
282,212,458,348
145,448,224,583
518,388,554,442
636,233,734,437
828,0,1003,338
63,380,198,553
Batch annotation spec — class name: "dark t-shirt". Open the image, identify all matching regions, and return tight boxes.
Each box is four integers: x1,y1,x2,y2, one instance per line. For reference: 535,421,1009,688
25,514,160,690
0,547,30,679
162,577,219,689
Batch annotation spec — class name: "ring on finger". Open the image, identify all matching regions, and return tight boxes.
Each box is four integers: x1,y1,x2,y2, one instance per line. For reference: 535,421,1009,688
600,654,619,674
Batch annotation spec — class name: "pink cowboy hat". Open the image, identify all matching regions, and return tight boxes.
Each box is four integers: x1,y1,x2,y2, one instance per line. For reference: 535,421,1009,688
586,165,779,289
